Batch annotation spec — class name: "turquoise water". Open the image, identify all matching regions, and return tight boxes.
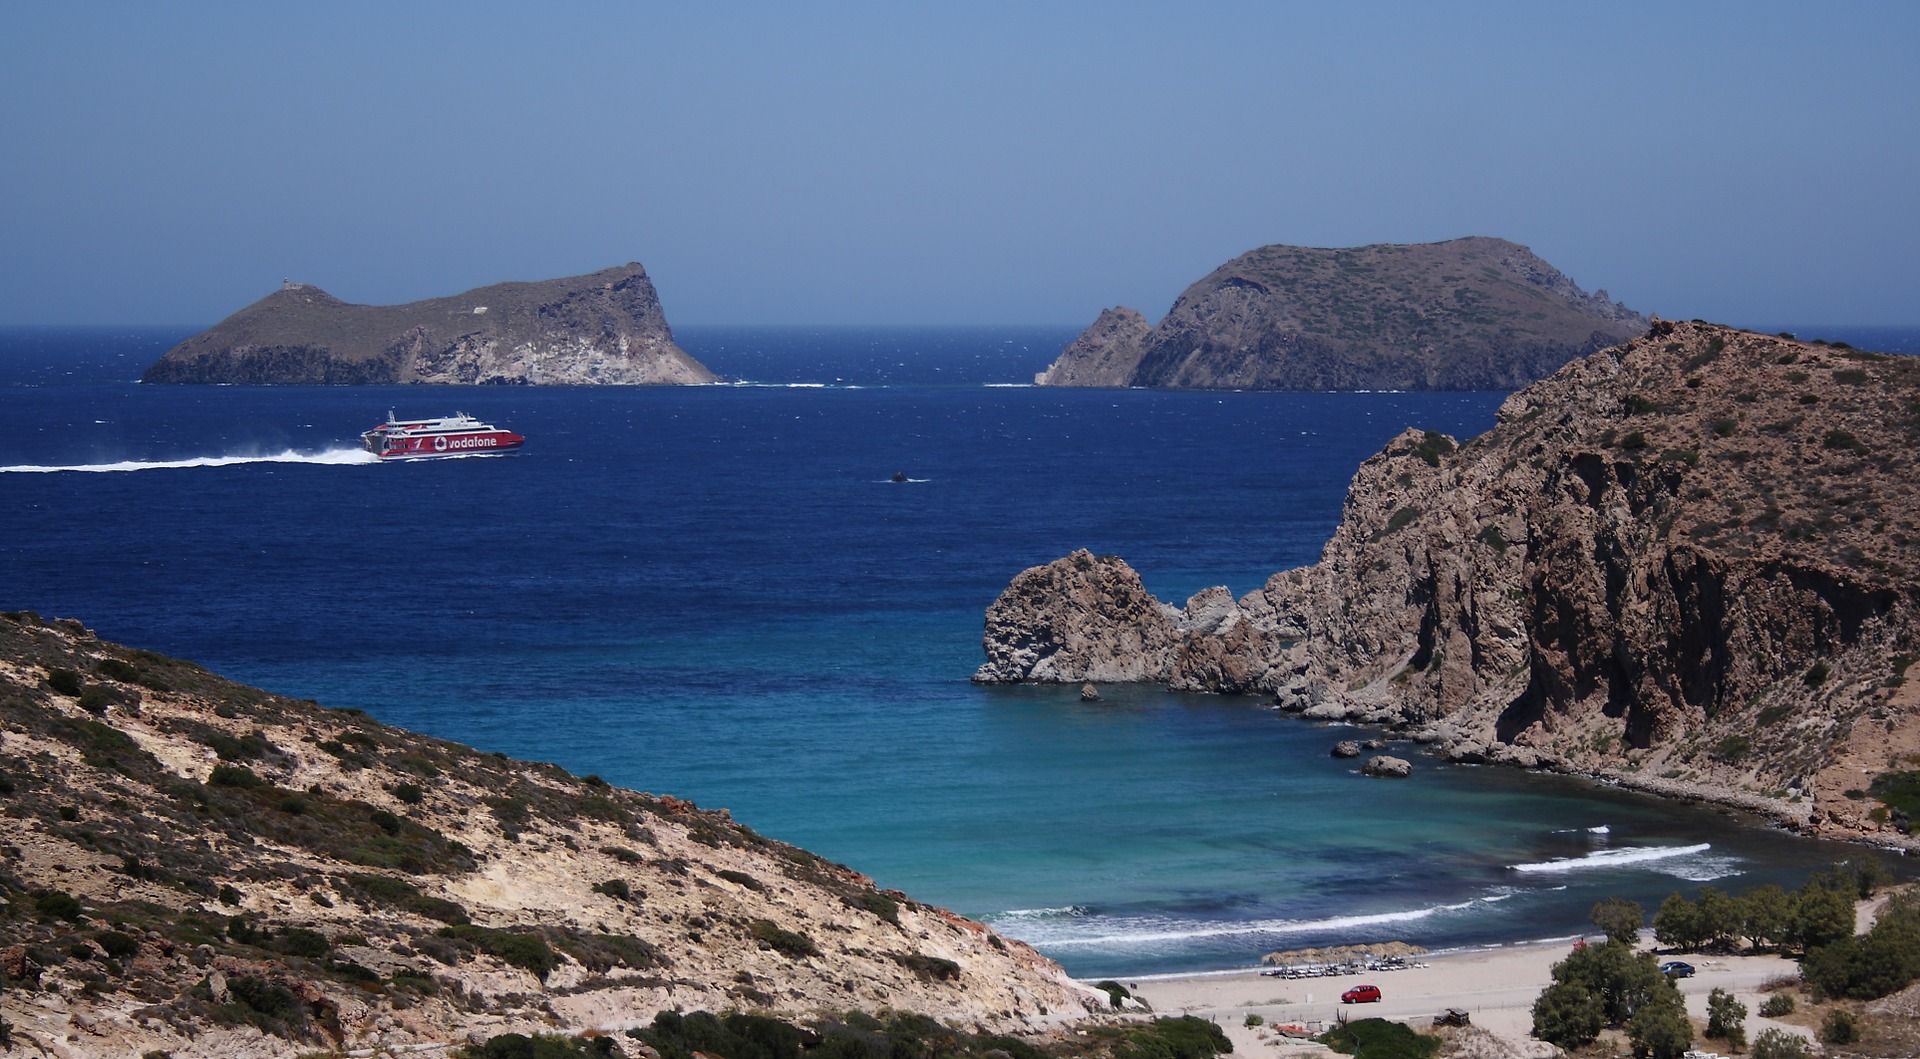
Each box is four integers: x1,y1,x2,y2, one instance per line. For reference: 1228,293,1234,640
1,325,1907,977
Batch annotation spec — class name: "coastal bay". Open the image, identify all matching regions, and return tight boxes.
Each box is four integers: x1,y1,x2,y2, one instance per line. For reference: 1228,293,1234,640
2,325,1912,982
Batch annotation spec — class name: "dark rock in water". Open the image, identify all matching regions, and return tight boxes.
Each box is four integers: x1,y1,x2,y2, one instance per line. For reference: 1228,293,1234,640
1362,738,1388,750
143,264,716,386
1036,237,1644,391
1362,755,1413,778
1330,740,1362,758
1079,683,1101,702
892,471,909,484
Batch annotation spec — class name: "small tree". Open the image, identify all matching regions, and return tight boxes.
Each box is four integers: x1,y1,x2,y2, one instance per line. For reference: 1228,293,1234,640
1629,992,1694,1059
1706,987,1747,1051
1653,892,1702,950
1820,1009,1858,1045
1533,979,1605,1050
1787,883,1855,952
1739,884,1791,950
1698,888,1743,950
1553,940,1669,1024
1592,897,1645,945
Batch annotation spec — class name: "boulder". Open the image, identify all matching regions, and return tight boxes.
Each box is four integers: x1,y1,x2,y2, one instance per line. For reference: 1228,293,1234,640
1331,740,1363,758
1362,755,1413,778
1079,683,1101,702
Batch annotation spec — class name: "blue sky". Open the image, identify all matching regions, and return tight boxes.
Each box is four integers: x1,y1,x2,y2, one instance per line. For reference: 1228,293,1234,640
2,2,1915,325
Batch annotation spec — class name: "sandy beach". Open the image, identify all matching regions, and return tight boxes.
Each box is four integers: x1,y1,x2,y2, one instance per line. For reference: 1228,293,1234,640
1110,933,1813,1056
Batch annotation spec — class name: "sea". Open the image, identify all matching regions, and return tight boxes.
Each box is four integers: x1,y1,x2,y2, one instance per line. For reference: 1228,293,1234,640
4,322,1917,980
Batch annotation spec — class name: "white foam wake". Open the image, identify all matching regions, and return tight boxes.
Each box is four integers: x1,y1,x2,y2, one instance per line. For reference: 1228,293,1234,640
1000,898,1489,949
1510,843,1712,874
0,447,379,474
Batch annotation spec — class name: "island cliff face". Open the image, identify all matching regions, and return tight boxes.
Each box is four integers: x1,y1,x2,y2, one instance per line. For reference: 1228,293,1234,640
0,614,1097,1057
987,322,1920,841
1035,237,1645,390
142,264,717,385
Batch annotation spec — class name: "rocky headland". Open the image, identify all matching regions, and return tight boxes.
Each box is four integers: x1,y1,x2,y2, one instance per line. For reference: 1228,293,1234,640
985,322,1920,842
1035,237,1644,391
141,264,717,385
0,613,1102,1057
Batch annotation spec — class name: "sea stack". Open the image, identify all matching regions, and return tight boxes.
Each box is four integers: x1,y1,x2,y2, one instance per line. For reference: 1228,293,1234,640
1036,237,1645,391
142,263,717,385
986,322,1920,842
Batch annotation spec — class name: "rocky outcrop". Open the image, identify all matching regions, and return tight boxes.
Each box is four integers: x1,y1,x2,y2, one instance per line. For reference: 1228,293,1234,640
1331,741,1363,758
142,264,717,385
982,322,1920,841
0,613,1099,1057
1035,307,1151,386
1361,755,1413,778
1037,237,1645,391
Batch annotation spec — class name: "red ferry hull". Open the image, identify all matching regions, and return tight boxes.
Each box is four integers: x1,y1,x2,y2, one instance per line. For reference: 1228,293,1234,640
375,430,525,460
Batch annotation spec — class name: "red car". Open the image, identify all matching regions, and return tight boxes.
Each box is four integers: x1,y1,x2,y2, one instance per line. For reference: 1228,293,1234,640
1342,984,1383,1004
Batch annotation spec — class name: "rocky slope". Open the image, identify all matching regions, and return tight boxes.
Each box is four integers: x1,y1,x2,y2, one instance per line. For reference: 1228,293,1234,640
986,322,1920,841
142,264,716,385
0,614,1099,1058
1035,237,1644,390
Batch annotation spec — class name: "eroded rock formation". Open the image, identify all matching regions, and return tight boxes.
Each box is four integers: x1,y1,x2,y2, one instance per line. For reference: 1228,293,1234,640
1036,237,1645,391
984,322,1920,840
142,264,716,385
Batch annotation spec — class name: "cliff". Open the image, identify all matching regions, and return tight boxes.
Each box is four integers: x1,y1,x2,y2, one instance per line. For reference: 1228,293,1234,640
141,264,717,385
0,613,1099,1057
986,322,1920,841
1035,237,1645,390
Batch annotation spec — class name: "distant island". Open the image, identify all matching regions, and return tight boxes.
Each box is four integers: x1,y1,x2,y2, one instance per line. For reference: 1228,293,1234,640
141,263,716,385
987,322,1920,845
1036,236,1646,391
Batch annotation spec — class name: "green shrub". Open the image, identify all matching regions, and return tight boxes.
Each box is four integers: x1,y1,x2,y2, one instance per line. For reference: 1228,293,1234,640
1706,988,1746,1049
47,668,84,696
35,889,84,922
1713,735,1751,764
1411,431,1455,467
891,951,961,981
224,974,307,1037
1620,431,1648,451
747,919,818,959
1822,429,1862,452
1316,1017,1437,1059
209,764,267,789
1115,1016,1232,1059
1711,418,1738,437
95,930,139,959
1751,1028,1814,1059
275,927,330,958
1820,1008,1857,1044
1868,771,1920,821
1590,897,1644,945
592,878,631,901
1628,993,1694,1059
716,868,764,891
1094,979,1132,1008
1758,993,1794,1017
1244,1014,1264,1027
1834,368,1868,385
1803,660,1830,687
599,845,643,864
1625,394,1658,415
462,1033,616,1059
850,889,900,925
437,926,560,980
391,782,425,805
1661,447,1699,468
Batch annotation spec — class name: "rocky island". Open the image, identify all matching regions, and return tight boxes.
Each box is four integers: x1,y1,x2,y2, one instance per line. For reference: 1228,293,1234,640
986,322,1920,842
1036,237,1645,391
141,264,716,385
0,612,1104,1056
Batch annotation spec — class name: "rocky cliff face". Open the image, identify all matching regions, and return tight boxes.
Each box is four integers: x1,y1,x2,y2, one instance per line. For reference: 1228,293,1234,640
0,614,1097,1057
1037,237,1645,391
142,264,717,386
983,322,1920,840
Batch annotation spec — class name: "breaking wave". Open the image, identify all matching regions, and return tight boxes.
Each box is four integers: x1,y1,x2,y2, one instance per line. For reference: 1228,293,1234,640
0,447,379,474
1510,843,1713,875
989,895,1503,950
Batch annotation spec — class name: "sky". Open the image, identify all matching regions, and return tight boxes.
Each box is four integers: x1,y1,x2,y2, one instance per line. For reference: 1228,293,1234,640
2,2,1916,327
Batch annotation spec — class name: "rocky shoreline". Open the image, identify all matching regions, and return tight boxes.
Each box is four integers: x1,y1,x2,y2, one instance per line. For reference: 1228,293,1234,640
984,322,1920,848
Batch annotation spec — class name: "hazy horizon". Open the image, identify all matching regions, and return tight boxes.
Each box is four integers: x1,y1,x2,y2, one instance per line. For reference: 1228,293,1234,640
4,2,1917,328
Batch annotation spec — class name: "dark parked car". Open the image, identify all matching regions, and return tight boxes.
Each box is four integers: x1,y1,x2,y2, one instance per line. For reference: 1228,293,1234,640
1660,961,1695,979
1341,984,1383,1004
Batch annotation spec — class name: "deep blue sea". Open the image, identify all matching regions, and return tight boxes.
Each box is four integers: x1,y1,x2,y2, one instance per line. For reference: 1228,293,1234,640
4,323,1915,978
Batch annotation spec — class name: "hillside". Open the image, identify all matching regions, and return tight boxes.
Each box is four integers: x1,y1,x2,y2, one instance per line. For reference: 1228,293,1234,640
141,264,716,385
984,322,1920,840
1036,237,1644,390
0,614,1098,1057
